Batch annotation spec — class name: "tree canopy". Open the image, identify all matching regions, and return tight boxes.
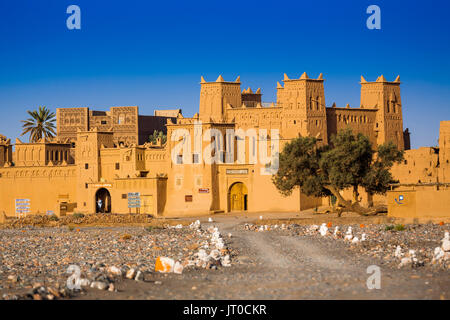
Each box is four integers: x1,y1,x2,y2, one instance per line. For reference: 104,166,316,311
21,106,56,142
272,129,404,215
149,130,167,145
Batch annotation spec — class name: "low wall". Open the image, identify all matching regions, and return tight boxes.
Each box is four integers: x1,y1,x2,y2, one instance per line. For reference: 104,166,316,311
387,188,450,220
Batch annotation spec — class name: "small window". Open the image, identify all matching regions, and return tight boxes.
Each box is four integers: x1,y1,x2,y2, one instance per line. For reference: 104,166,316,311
115,163,120,170
85,163,89,169
85,183,88,189
122,194,127,199
193,154,199,164
101,120,107,125
176,154,183,164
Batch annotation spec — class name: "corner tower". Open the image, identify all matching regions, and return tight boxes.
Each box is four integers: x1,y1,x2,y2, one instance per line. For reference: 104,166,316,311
199,75,242,122
278,72,328,144
360,75,404,150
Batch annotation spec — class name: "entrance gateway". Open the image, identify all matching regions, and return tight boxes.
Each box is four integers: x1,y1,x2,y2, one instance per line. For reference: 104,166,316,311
95,188,111,213
228,182,248,212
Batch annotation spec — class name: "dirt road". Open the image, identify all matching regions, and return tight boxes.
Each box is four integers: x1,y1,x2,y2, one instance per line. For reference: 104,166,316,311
78,216,450,300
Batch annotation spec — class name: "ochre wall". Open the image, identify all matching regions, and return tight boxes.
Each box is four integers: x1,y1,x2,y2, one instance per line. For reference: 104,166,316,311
388,189,450,219
0,166,77,215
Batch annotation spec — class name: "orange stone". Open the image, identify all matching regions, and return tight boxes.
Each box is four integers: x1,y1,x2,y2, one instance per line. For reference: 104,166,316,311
155,257,174,273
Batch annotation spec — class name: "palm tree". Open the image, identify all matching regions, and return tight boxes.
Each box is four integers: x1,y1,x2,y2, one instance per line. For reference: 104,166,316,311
21,106,56,142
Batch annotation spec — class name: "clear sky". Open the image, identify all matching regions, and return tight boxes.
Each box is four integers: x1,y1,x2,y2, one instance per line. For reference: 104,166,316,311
0,0,449,148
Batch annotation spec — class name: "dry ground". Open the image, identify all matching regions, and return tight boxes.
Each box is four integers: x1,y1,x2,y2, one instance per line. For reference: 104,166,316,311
1,211,449,300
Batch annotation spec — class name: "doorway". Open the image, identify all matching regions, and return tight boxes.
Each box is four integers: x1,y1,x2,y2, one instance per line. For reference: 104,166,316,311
228,182,248,212
95,188,111,213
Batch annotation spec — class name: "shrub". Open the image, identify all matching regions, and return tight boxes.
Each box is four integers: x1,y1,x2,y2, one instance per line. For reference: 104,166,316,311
384,225,394,231
145,225,162,232
48,214,59,221
394,224,405,231
72,213,85,219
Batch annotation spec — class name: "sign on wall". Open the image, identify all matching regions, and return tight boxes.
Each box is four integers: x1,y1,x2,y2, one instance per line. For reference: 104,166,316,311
15,198,30,217
394,194,404,205
128,192,141,208
198,188,210,193
226,169,248,175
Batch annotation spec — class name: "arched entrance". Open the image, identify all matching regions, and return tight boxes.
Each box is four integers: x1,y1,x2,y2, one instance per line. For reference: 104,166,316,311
95,188,111,213
228,182,248,212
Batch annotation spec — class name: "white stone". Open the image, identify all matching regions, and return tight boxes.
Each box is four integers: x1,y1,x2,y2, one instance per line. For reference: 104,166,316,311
90,281,108,290
135,271,144,281
173,261,184,274
319,223,328,236
344,227,353,241
79,278,90,287
433,247,445,261
189,220,201,229
209,249,221,260
399,257,412,267
442,237,450,252
333,226,340,237
394,245,403,258
126,268,136,279
221,255,231,267
197,249,209,262
351,237,359,243
408,250,418,263
107,266,122,276
208,217,213,222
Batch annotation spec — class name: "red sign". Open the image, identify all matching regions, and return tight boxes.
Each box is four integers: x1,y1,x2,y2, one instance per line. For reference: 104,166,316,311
198,188,210,193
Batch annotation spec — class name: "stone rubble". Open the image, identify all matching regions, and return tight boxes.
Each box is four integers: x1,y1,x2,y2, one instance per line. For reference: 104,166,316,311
0,220,234,300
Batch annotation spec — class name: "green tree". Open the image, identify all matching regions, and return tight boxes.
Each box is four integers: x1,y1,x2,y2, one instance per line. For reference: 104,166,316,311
21,106,56,142
272,129,403,216
149,130,167,145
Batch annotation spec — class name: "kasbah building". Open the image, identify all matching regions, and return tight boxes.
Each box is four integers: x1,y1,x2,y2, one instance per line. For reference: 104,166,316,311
0,73,449,221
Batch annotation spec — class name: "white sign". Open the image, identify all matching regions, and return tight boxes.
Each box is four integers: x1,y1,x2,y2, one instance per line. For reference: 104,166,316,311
15,198,30,217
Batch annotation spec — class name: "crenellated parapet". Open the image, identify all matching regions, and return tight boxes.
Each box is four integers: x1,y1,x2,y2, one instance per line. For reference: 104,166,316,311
0,134,12,167
14,137,73,167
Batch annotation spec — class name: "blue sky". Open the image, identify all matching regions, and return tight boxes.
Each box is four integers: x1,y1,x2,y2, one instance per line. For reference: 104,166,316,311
0,0,449,148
